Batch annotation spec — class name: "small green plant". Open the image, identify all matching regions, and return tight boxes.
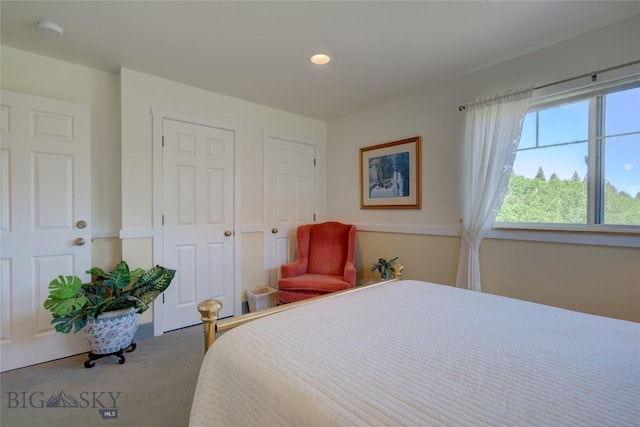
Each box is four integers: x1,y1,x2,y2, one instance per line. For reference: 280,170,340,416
370,257,399,279
43,261,176,334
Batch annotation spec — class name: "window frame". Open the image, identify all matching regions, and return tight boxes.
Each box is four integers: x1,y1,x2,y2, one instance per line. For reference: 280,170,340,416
492,73,640,247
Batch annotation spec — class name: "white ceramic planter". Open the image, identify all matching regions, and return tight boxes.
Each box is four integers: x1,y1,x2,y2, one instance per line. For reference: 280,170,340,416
83,307,139,354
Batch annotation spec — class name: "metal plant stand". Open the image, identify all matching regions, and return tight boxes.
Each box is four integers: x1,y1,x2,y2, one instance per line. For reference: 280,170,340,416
84,342,137,368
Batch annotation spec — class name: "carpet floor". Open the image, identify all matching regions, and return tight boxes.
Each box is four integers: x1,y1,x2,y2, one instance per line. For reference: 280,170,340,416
1,325,205,427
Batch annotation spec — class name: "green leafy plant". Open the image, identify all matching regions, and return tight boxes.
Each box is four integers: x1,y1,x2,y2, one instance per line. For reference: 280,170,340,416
43,261,176,334
370,257,399,279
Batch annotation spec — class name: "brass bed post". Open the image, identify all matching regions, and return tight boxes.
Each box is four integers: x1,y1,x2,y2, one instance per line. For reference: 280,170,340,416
197,299,223,353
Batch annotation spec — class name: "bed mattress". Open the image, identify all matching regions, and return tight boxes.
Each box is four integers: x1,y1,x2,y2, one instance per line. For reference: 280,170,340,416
190,280,639,426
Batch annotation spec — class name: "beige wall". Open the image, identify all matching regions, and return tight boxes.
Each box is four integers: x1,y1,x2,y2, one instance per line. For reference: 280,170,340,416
481,239,640,322
328,17,640,322
1,46,122,267
356,232,460,286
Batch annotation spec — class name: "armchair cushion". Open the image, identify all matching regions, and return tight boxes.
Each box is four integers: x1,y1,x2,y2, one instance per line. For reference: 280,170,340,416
278,274,352,293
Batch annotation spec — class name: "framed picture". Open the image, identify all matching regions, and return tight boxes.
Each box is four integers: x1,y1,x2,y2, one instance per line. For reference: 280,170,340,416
360,136,421,209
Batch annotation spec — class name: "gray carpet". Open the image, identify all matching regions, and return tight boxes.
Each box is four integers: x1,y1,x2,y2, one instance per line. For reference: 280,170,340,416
1,325,205,427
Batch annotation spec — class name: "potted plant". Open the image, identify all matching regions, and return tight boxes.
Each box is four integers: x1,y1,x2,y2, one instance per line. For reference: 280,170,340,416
370,257,399,279
43,261,176,367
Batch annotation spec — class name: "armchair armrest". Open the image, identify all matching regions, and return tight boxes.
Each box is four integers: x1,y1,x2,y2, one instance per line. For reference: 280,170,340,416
281,224,311,279
281,258,307,278
343,260,356,287
343,224,357,287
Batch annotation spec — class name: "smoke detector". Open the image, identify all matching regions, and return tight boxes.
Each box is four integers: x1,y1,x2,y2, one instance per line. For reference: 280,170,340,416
37,20,64,37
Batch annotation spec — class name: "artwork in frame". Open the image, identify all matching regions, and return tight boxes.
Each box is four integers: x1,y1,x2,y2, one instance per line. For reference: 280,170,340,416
360,136,421,209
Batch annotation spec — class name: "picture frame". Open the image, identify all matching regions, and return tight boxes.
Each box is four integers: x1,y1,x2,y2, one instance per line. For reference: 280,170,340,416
360,136,421,209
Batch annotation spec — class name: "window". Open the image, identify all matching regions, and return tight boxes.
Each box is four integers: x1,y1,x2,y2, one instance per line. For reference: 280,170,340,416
496,80,640,229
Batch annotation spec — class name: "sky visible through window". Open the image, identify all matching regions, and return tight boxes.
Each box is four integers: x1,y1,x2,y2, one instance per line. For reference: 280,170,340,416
513,86,640,197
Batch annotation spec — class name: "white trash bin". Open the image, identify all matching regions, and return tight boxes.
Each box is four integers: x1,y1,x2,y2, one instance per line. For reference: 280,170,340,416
247,287,278,312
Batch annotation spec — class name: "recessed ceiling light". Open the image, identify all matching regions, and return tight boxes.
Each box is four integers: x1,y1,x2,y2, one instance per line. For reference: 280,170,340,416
310,54,331,65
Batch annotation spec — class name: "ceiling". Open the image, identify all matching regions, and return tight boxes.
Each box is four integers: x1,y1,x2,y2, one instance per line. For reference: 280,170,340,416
2,1,639,121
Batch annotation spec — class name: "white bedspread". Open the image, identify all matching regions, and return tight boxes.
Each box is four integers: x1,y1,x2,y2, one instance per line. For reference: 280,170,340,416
190,280,640,426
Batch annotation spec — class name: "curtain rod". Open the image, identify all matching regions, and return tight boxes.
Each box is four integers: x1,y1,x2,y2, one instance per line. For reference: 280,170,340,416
458,59,640,112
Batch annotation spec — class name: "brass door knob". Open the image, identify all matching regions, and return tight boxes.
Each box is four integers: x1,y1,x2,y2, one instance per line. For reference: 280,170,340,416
271,228,278,234
74,237,86,246
224,230,232,237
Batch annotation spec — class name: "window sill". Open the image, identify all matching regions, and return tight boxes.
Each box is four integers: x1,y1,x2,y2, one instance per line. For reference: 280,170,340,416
489,224,640,248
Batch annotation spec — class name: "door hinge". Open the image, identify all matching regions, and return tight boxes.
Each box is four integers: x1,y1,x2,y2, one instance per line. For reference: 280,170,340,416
162,293,165,304
314,158,316,167
162,214,165,226
314,213,316,221
162,135,165,147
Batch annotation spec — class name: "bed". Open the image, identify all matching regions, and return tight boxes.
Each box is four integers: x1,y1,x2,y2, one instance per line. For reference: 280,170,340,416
189,280,639,426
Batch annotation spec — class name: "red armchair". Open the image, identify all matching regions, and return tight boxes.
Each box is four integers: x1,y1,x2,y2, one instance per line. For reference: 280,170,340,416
278,221,357,304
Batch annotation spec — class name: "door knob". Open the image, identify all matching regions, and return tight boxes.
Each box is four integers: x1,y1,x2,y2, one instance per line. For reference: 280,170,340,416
76,220,87,229
74,237,86,246
224,230,232,237
271,228,278,234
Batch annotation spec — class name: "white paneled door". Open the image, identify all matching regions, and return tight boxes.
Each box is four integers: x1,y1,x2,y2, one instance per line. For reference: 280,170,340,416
0,90,91,372
264,134,316,287
161,118,235,331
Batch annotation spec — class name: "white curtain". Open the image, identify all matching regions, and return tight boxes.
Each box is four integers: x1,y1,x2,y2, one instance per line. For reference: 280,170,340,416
456,87,533,291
